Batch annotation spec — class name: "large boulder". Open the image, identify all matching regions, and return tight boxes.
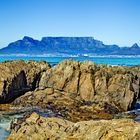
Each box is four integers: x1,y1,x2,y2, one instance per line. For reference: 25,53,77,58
108,74,136,111
0,60,50,103
8,112,140,140
39,60,80,95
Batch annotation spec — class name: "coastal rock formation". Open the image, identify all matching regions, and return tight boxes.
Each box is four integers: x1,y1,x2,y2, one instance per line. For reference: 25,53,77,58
4,59,138,124
8,112,140,140
0,59,139,113
39,60,80,94
38,60,140,112
0,60,140,140
0,60,50,103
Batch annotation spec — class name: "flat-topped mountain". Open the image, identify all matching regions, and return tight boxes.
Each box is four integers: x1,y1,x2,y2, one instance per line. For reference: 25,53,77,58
0,36,140,55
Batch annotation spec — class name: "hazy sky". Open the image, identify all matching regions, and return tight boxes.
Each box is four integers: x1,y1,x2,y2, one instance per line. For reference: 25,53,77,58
0,0,140,48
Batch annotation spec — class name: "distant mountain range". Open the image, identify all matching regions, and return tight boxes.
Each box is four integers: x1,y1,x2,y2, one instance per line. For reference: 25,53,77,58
0,36,140,56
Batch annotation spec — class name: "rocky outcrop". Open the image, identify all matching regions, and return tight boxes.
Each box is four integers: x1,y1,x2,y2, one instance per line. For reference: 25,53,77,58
5,59,138,123
0,60,140,139
8,112,140,140
0,60,50,103
39,60,80,94
38,60,140,112
0,59,139,113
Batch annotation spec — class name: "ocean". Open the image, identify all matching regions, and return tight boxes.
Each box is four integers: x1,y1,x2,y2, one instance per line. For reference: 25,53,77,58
0,56,140,66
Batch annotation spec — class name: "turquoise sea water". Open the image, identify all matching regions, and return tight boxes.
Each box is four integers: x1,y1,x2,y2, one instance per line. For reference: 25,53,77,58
0,56,140,66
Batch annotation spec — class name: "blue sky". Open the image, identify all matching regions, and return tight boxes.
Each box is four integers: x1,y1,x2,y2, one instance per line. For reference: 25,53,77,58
0,0,140,48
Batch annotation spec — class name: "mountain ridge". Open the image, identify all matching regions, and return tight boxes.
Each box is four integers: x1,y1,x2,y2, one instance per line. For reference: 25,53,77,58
0,36,140,55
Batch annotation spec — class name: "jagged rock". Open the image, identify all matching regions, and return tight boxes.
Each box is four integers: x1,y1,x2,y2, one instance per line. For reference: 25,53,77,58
0,60,50,103
79,61,96,100
38,60,140,112
0,59,139,113
39,60,80,95
107,74,135,111
8,112,140,140
1,60,140,140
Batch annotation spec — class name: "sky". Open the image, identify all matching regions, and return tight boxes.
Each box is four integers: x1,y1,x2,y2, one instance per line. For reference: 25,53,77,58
0,0,140,48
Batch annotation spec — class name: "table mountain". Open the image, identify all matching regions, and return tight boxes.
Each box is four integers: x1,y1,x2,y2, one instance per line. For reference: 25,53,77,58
0,36,140,55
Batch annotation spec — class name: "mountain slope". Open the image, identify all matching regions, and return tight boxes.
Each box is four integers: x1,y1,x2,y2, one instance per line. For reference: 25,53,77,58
0,36,140,55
